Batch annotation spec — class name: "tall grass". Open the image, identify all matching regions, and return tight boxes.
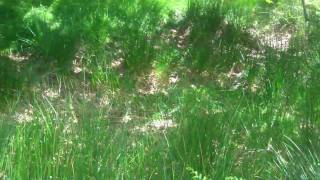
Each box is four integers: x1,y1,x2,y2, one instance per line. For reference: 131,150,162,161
1,0,320,179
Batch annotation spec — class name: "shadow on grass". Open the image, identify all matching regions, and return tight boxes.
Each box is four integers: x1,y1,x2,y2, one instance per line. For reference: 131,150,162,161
0,118,15,154
163,1,260,73
0,54,64,109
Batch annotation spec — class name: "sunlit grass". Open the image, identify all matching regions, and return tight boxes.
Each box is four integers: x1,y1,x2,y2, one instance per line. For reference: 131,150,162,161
0,0,320,179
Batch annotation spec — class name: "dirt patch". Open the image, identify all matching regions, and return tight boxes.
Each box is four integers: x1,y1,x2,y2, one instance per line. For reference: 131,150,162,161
134,119,177,133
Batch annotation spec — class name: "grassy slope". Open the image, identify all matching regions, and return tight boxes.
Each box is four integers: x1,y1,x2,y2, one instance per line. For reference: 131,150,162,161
1,0,320,179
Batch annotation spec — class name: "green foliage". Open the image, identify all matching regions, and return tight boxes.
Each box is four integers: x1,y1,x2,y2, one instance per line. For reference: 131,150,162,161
0,0,320,179
0,0,22,49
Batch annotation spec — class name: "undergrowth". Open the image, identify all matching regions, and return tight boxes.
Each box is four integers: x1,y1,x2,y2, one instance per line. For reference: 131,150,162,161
0,0,319,179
